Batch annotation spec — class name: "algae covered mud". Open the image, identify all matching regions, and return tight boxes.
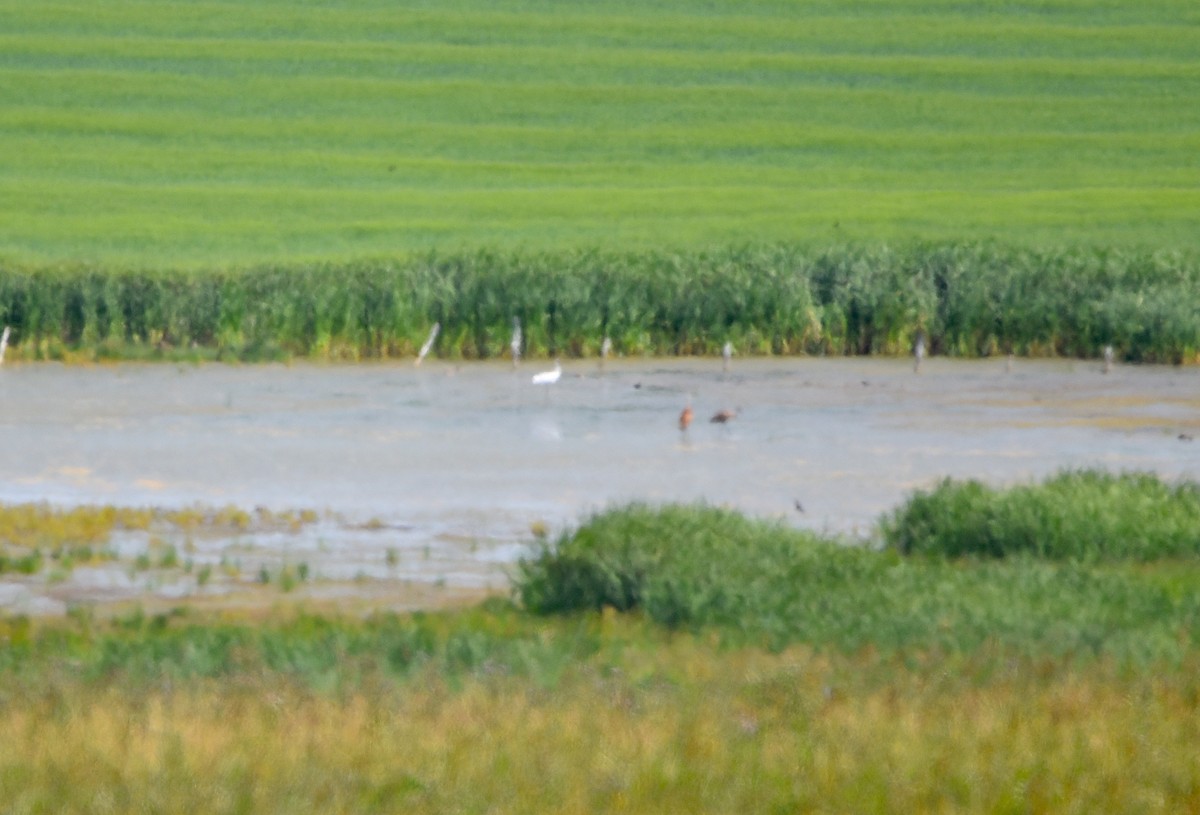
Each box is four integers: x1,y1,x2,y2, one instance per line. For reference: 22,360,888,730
0,357,1196,616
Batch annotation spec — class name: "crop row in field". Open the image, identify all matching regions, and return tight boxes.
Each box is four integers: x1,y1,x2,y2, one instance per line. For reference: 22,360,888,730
1,242,1197,363
3,0,1199,263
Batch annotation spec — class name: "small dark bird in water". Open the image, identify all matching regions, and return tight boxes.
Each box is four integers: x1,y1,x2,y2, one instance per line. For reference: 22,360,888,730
794,499,805,514
1180,433,1194,442
679,405,693,432
710,409,737,424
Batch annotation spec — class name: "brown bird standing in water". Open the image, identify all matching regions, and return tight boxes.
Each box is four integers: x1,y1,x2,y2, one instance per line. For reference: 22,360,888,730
679,405,694,431
710,408,737,424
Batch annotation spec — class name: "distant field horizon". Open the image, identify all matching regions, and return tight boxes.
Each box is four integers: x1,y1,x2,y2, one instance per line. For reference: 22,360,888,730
3,0,1199,267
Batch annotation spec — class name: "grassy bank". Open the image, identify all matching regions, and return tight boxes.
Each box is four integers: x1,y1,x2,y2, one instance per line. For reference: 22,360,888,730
2,0,1199,265
5,472,1200,811
2,243,1198,362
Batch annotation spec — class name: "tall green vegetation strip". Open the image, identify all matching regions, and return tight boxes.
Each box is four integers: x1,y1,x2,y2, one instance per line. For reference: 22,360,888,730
0,602,599,690
2,243,1198,362
882,470,1200,561
515,486,1200,661
2,0,1199,265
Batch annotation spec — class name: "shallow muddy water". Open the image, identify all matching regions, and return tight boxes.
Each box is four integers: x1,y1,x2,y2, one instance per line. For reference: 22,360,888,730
0,357,1196,614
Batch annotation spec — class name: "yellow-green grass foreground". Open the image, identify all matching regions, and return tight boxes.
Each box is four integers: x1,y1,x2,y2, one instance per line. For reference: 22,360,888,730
2,0,1199,266
2,613,1199,814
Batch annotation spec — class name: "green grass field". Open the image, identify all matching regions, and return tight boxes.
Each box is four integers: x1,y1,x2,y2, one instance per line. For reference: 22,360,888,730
3,0,1199,266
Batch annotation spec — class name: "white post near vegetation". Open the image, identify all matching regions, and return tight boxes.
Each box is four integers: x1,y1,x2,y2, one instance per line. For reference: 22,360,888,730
415,322,440,366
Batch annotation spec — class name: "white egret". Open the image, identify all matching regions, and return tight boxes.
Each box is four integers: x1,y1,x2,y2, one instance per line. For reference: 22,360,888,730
532,360,562,385
722,341,733,372
0,326,9,366
1103,345,1114,374
914,333,926,373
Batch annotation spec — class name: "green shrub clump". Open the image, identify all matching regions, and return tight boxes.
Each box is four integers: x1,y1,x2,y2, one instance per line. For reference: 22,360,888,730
882,470,1200,562
515,496,1200,661
515,503,849,631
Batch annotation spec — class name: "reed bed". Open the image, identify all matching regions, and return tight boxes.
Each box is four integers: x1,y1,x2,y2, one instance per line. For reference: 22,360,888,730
1,242,1197,363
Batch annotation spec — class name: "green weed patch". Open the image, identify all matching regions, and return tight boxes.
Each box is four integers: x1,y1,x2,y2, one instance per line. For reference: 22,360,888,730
883,470,1200,561
516,492,1200,661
